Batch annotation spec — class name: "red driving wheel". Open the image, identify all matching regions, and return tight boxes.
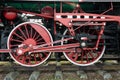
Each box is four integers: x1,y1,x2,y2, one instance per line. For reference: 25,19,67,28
61,26,105,66
7,22,53,67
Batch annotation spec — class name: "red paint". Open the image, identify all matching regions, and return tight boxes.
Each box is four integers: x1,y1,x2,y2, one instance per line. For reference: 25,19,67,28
3,11,17,20
0,4,120,67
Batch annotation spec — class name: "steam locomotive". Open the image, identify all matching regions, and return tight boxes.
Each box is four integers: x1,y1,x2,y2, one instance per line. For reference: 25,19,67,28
0,2,120,67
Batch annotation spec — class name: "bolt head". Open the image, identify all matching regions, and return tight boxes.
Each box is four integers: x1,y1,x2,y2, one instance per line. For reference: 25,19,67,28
17,49,23,55
81,42,86,47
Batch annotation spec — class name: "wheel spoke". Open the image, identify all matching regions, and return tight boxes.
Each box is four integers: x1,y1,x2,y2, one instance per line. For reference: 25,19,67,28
30,27,33,38
33,31,37,39
80,51,84,63
24,24,30,38
34,35,40,41
13,32,25,41
38,53,43,60
34,53,37,63
74,53,78,61
18,27,27,39
85,51,89,63
36,38,43,42
43,52,48,56
8,22,53,67
88,50,94,60
68,52,74,58
11,39,23,43
62,26,105,66
10,44,19,47
16,55,22,61
21,55,26,64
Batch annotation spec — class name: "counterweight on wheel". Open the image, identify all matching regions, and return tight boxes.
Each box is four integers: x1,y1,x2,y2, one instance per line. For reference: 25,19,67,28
7,22,53,67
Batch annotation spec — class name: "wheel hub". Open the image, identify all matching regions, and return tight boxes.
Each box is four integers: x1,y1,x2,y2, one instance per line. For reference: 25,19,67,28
23,38,36,46
17,44,32,56
75,33,88,48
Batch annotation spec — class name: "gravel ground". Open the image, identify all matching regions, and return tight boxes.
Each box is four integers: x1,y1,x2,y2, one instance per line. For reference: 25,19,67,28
87,71,103,80
16,72,30,80
63,72,80,80
0,63,120,80
110,71,120,80
0,72,7,80
0,71,120,80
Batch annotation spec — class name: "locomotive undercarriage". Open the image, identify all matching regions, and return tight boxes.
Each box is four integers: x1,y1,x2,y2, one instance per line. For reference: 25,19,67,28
0,2,120,67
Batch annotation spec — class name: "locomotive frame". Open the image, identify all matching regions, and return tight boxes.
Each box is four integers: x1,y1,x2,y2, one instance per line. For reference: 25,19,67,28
0,2,120,67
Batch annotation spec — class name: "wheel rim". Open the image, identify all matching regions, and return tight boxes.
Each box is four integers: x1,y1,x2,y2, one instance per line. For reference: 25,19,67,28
61,27,105,66
7,22,53,67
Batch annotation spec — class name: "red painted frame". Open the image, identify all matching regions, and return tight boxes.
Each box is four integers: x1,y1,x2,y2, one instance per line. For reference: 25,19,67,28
0,3,120,54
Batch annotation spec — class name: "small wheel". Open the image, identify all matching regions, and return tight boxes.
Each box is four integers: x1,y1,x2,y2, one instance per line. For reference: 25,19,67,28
7,22,53,67
61,27,105,66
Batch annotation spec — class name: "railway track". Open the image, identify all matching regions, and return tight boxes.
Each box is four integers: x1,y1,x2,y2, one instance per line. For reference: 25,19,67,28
0,60,120,80
1,63,120,72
